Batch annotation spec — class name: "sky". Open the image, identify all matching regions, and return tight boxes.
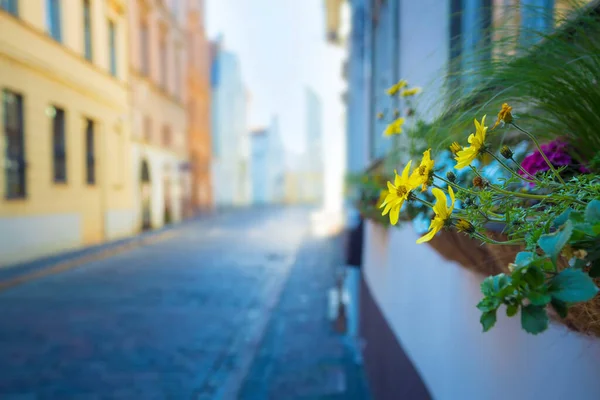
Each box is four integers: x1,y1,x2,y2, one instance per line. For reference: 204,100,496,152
206,0,347,211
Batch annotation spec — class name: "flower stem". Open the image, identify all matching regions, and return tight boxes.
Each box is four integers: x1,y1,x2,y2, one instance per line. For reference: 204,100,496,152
469,166,550,201
510,157,542,184
433,174,479,196
484,150,536,184
472,232,525,246
411,195,434,208
511,122,565,184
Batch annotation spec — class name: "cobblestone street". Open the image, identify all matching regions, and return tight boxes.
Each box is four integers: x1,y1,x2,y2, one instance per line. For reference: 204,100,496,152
0,207,369,399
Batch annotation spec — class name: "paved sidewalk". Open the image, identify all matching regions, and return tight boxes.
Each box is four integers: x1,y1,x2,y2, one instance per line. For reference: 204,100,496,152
239,235,371,399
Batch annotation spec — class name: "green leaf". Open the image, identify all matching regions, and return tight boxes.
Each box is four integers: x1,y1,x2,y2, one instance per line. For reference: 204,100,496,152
524,268,545,289
528,291,552,306
521,304,549,335
573,223,596,237
551,298,568,319
585,200,600,223
515,251,534,267
476,297,500,312
481,310,497,332
549,269,599,303
538,220,573,264
593,224,600,235
532,258,555,272
481,277,495,297
552,208,573,228
568,211,585,224
506,304,519,317
492,274,511,293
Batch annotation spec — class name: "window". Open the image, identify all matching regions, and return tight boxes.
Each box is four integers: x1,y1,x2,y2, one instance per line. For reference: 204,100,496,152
519,0,555,48
51,106,66,183
46,0,62,42
140,19,150,76
0,0,18,16
83,0,92,61
162,125,171,147
85,119,95,184
3,90,25,199
160,32,168,89
108,20,117,77
143,115,152,143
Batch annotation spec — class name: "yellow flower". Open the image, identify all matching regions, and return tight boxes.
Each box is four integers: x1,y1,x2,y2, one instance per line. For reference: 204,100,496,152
454,115,488,170
376,190,388,208
416,186,455,244
492,103,513,130
401,87,422,97
380,161,420,225
383,117,405,136
449,142,462,155
386,79,408,96
455,219,475,234
413,149,435,192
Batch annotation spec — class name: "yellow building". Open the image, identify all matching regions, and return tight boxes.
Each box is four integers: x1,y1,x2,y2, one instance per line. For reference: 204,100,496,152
128,0,189,230
0,0,134,266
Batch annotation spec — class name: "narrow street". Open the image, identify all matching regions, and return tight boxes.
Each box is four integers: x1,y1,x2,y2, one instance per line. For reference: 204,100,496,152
0,207,369,399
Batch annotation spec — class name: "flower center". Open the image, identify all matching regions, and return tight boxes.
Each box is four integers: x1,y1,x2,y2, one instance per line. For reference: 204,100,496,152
396,186,408,197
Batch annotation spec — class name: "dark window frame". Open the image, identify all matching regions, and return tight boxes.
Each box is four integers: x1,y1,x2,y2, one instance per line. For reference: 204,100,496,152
3,89,26,199
85,119,95,185
83,0,93,61
52,106,67,183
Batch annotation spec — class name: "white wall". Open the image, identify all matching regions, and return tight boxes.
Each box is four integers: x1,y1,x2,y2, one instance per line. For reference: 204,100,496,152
104,209,136,240
0,214,81,266
363,222,600,400
132,144,184,230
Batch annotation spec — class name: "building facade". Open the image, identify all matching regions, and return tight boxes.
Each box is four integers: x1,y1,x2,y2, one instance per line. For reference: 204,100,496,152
0,0,134,265
331,0,600,399
250,117,285,205
210,39,250,207
186,0,212,216
304,87,325,204
128,0,189,231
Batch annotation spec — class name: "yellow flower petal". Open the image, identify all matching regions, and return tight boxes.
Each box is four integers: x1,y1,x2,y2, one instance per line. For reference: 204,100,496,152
389,204,401,225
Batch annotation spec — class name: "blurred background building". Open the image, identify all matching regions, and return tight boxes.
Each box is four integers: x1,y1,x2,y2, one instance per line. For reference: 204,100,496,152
128,0,189,231
186,0,213,216
283,88,326,205
210,38,251,208
0,0,133,265
250,116,285,205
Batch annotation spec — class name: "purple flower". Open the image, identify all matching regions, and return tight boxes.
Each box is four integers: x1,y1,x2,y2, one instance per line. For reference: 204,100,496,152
519,139,580,179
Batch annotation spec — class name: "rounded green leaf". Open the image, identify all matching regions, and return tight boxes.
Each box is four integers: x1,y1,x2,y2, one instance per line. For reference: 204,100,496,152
481,310,497,332
552,208,573,229
585,200,600,224
521,304,549,335
515,252,534,268
506,304,519,317
550,269,599,303
538,220,573,264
